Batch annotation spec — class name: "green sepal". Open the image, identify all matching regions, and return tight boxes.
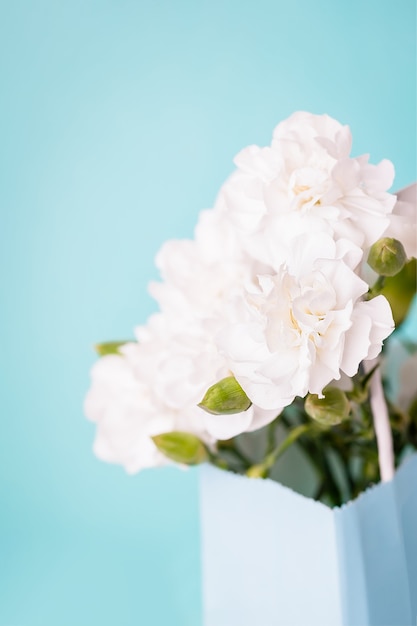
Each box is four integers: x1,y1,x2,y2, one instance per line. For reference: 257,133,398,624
94,341,130,357
151,431,209,465
305,387,351,426
198,376,252,415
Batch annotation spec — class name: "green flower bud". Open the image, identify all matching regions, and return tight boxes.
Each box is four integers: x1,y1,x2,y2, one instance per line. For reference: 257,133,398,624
151,431,209,465
305,387,350,426
94,341,130,357
367,237,407,277
198,376,252,415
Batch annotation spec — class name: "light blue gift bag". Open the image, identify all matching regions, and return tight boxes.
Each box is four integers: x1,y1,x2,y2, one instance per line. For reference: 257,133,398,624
200,454,417,626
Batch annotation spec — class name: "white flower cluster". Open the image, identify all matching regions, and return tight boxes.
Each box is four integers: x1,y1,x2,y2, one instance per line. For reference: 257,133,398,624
85,112,416,472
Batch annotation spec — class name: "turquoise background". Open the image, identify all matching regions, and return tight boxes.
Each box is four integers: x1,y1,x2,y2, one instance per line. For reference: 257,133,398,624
0,1,415,624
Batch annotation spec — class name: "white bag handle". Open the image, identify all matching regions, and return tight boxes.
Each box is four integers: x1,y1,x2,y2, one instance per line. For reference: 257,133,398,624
365,359,395,482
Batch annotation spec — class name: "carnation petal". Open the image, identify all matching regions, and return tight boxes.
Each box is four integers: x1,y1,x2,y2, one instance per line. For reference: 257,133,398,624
203,406,253,440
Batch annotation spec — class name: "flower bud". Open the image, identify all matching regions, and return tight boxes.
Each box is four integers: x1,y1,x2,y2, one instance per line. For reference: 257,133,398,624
152,431,209,465
367,237,407,277
94,341,129,357
198,376,252,415
305,387,350,426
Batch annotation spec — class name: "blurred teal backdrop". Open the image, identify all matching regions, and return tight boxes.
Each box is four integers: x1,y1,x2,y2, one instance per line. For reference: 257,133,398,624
0,1,415,624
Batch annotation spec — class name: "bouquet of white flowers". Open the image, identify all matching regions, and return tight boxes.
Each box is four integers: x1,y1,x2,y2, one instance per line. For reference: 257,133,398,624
85,112,416,507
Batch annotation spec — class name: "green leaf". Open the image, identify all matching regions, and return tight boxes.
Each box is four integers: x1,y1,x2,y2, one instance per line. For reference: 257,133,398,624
305,387,351,426
408,396,417,422
94,341,130,357
151,431,209,465
198,376,252,415
380,258,417,325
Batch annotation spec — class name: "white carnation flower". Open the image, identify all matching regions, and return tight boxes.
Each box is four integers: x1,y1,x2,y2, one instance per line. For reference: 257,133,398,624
85,313,278,473
217,235,394,411
146,211,259,385
85,111,406,469
216,111,396,266
84,352,184,473
149,208,269,324
85,340,224,473
135,315,278,440
149,238,248,324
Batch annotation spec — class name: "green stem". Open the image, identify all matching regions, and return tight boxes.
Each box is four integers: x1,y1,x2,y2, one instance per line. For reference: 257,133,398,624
247,423,313,478
367,275,385,299
275,409,344,504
